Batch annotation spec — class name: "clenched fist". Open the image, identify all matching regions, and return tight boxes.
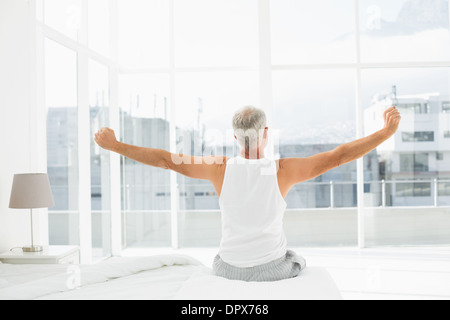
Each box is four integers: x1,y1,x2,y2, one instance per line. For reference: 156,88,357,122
94,127,119,151
383,107,402,136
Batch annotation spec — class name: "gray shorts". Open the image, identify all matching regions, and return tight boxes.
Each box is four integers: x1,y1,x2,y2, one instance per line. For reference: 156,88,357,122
213,250,306,282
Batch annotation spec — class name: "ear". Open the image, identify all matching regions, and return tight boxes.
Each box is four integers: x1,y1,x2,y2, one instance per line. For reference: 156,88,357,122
234,134,237,140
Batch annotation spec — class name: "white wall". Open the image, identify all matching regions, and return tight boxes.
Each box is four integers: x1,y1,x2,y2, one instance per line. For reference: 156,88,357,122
0,0,47,253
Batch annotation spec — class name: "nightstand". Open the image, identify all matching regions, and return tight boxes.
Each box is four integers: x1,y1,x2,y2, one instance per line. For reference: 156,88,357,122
0,246,80,265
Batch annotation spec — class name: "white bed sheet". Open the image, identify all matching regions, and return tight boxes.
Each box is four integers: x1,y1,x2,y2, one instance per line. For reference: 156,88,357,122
0,255,342,300
173,267,342,300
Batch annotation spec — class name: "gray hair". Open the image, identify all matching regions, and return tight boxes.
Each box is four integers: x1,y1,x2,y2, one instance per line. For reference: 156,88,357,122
232,106,267,150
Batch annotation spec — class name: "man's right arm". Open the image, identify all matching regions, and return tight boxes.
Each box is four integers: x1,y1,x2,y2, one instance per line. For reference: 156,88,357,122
277,107,401,198
94,127,228,194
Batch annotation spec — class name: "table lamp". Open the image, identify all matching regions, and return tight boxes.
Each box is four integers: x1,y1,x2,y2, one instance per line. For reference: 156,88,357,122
9,173,55,253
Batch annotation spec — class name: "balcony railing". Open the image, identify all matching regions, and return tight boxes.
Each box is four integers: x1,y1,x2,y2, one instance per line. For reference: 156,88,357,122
48,179,450,213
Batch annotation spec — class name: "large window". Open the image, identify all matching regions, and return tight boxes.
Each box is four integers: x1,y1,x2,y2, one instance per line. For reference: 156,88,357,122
43,0,114,261
40,0,450,256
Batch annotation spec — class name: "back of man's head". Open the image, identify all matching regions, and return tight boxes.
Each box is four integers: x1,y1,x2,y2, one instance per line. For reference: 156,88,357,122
232,106,267,151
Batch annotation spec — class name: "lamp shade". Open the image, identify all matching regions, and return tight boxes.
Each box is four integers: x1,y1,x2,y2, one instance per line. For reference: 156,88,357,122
9,173,55,209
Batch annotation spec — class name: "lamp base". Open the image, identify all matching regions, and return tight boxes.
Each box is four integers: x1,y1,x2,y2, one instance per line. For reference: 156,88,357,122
22,245,43,253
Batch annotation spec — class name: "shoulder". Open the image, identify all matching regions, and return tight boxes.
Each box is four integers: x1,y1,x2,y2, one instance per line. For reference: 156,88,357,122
277,158,309,177
277,158,299,171
277,158,289,174
203,156,229,170
213,156,229,165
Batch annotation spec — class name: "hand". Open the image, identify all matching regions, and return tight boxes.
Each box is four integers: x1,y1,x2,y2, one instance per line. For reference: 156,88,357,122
383,106,402,137
94,127,119,151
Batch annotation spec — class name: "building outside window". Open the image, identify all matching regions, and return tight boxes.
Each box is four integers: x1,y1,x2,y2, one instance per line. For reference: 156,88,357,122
400,153,429,173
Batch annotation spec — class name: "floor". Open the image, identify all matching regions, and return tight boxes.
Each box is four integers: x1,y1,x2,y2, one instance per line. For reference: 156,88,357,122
121,246,450,300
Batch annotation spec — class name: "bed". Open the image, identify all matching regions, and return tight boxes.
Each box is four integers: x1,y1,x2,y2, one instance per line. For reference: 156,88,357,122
0,254,342,300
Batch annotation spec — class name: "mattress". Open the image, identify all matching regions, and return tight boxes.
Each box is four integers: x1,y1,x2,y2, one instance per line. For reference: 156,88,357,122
0,255,342,300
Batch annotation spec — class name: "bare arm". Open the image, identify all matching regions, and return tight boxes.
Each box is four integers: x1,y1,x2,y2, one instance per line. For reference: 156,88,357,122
278,107,402,197
94,128,227,193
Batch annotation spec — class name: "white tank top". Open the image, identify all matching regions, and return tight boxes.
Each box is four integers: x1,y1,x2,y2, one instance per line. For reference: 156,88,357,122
218,156,288,268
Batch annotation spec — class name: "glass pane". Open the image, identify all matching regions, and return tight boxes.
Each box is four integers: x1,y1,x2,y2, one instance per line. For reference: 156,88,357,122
119,74,171,247
123,211,171,247
174,72,258,245
359,0,450,62
271,0,356,65
45,0,82,41
48,213,80,245
362,67,450,246
272,69,357,246
118,0,170,69
88,0,110,57
175,72,258,135
89,59,111,259
45,38,79,245
273,69,356,145
178,212,221,247
174,0,258,67
284,210,357,247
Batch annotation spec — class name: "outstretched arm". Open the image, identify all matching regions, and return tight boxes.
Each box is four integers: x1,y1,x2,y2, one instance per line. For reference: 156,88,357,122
94,128,227,182
95,128,171,169
278,107,401,197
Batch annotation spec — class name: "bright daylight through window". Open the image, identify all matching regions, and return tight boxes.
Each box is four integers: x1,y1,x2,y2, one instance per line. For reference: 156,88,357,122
40,0,450,256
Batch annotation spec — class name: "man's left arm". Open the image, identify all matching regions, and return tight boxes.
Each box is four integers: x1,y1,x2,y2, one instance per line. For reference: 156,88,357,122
278,107,401,196
333,107,401,167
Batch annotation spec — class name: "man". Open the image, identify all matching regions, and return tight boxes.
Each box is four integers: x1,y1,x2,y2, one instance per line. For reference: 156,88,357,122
95,106,401,282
